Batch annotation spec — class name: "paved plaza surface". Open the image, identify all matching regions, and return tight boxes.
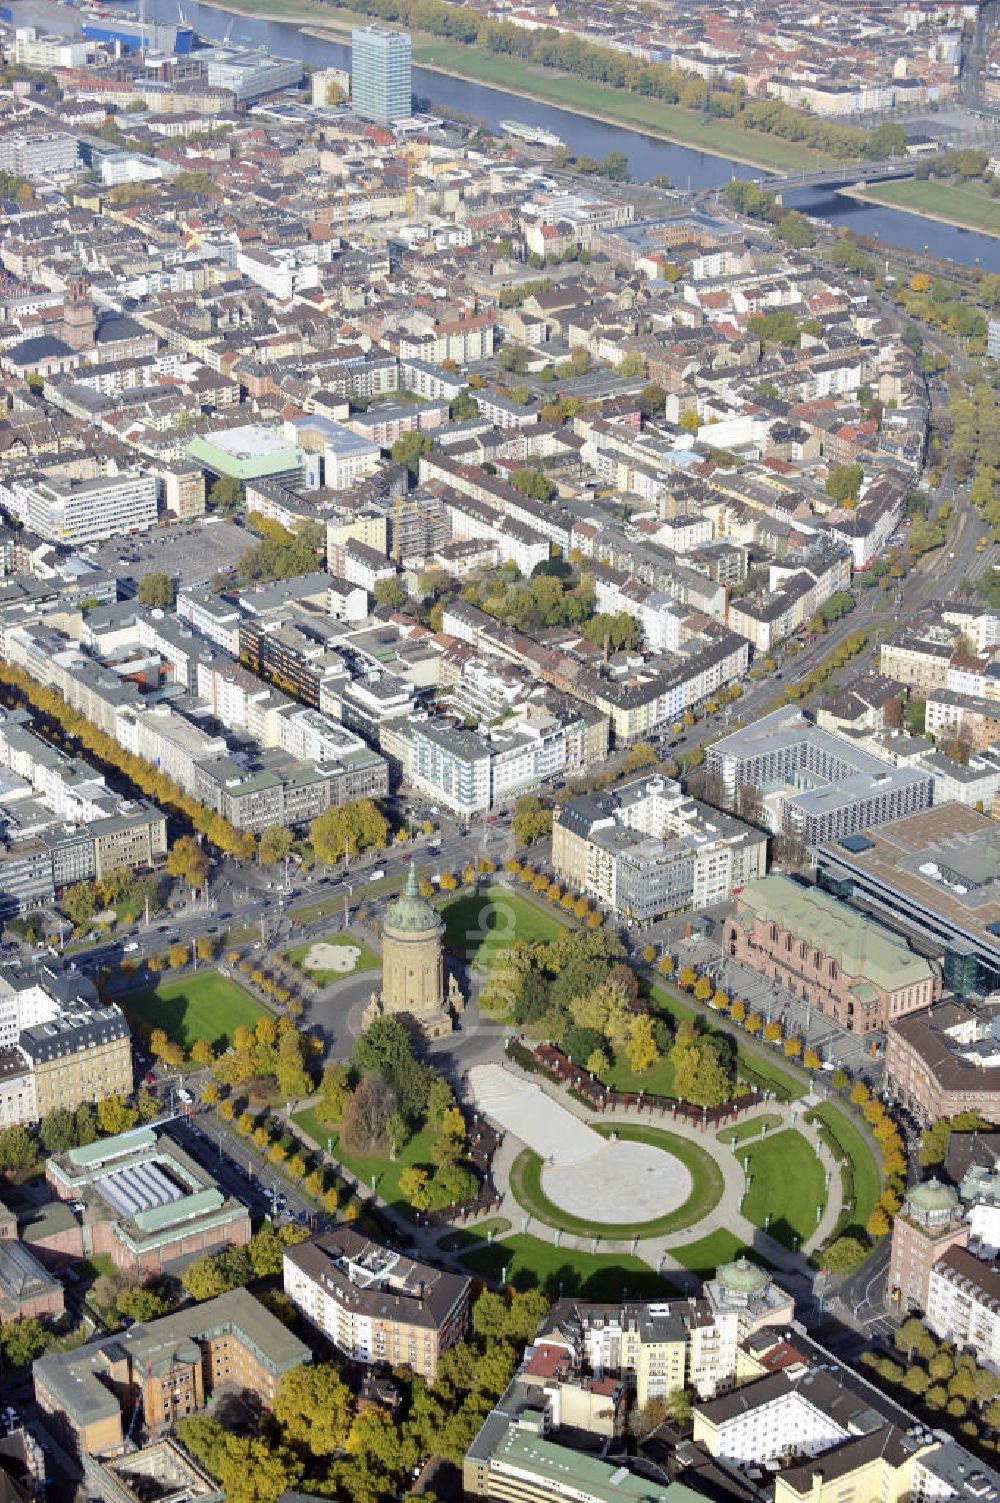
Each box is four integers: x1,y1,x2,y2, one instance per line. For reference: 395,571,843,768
542,1140,692,1223
468,1064,693,1222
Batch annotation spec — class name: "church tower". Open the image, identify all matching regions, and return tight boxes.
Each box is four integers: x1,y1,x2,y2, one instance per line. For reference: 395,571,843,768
62,274,95,352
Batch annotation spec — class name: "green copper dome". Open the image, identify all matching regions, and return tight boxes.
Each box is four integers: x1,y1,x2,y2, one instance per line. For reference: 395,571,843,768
908,1177,959,1215
717,1256,769,1298
384,862,442,937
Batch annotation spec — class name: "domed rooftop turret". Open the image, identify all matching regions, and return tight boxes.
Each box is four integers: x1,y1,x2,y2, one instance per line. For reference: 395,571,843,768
383,861,442,937
907,1177,959,1221
717,1255,769,1301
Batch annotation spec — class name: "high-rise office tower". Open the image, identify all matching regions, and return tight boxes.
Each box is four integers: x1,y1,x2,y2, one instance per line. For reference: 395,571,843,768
351,25,412,122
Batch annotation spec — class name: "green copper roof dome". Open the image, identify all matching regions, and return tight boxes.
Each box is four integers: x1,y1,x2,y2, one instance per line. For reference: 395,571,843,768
717,1256,769,1298
908,1177,959,1214
384,861,442,936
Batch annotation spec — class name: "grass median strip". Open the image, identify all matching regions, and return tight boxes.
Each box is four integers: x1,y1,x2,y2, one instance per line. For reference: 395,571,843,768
810,1101,882,1232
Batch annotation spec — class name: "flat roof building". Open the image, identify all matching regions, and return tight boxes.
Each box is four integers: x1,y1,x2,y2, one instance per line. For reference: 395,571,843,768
707,707,934,846
187,425,305,483
351,25,412,123
816,803,1000,999
554,774,767,924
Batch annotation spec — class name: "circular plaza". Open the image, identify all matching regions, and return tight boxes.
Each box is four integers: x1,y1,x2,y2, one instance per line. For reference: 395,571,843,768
468,1064,724,1237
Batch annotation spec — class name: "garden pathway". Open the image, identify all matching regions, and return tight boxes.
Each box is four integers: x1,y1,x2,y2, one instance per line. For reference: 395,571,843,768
465,1058,845,1281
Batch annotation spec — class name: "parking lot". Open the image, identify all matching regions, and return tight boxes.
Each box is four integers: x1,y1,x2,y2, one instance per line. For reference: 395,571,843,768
91,518,253,590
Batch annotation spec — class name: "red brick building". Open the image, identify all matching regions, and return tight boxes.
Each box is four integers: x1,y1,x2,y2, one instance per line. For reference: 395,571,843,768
888,1179,968,1313
724,876,940,1035
886,1002,1000,1126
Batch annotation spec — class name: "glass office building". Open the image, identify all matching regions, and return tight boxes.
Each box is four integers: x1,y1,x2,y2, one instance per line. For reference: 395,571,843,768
351,26,412,122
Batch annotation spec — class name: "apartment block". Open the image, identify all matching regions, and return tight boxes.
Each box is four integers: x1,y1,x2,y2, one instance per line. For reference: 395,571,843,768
553,774,766,923
283,1227,469,1380
926,1247,1000,1368
0,471,157,546
925,689,1000,754
887,1002,1000,1125
0,961,132,1127
707,706,933,845
0,130,78,180
406,705,583,818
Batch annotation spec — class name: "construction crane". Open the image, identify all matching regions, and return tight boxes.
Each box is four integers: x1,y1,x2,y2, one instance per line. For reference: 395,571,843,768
405,148,415,219
342,183,350,238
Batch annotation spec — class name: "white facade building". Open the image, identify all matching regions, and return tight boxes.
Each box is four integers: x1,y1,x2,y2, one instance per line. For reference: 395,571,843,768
0,472,157,546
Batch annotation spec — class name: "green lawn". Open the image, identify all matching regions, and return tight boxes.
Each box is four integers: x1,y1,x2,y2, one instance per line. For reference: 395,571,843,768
440,887,567,964
76,1253,117,1288
508,1123,724,1238
810,1102,882,1233
461,1234,677,1298
292,1104,335,1151
738,1129,826,1249
649,984,699,1027
436,1218,512,1252
671,1230,767,1281
291,1113,438,1219
850,178,1000,238
411,41,828,172
284,934,379,986
736,1049,808,1103
124,971,267,1051
600,1052,676,1098
717,1113,783,1146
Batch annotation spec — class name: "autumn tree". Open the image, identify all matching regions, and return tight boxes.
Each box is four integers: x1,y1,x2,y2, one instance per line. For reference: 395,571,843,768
259,826,294,866
274,1363,353,1454
137,572,175,608
625,1015,660,1075
97,1095,139,1137
310,799,388,865
166,835,209,892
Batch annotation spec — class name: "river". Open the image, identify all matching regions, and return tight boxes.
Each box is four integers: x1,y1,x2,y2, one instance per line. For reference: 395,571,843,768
145,0,1000,270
